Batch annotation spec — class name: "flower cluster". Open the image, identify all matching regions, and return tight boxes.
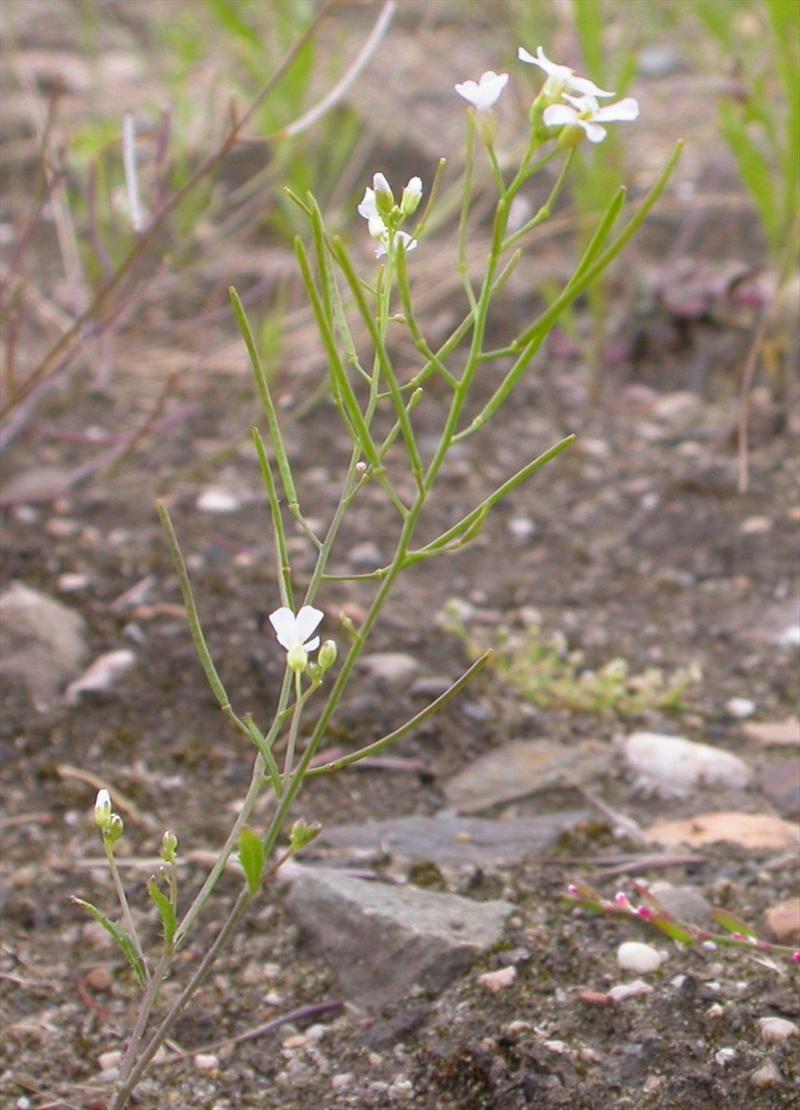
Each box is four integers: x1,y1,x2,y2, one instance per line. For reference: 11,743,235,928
454,45,639,145
358,172,422,257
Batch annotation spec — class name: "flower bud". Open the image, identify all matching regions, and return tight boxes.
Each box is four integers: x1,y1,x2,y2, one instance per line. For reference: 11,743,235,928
94,788,112,830
290,819,322,852
160,830,178,862
400,177,422,218
318,639,338,672
287,643,308,674
372,172,394,218
106,813,124,848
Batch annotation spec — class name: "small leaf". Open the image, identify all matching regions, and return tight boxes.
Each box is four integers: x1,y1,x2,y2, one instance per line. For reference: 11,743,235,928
710,908,758,938
71,897,146,987
147,879,177,949
239,827,265,894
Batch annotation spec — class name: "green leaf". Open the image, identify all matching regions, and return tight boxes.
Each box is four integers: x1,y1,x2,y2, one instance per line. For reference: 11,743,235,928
710,908,758,938
147,879,177,949
239,827,265,893
648,914,695,945
71,897,146,987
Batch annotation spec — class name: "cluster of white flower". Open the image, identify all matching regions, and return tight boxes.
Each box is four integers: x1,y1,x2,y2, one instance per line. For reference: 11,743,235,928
357,171,422,257
455,45,639,144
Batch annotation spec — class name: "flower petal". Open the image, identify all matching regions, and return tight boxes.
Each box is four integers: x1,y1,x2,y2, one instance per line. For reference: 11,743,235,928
269,606,298,650
304,636,320,652
358,187,377,220
542,103,578,128
581,120,608,143
568,74,615,98
294,605,324,645
593,97,640,123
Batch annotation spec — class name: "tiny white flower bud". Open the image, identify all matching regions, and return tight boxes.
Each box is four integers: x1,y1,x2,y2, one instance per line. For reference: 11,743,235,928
372,172,394,217
160,830,178,862
95,789,112,829
106,813,124,847
318,639,338,672
400,177,422,218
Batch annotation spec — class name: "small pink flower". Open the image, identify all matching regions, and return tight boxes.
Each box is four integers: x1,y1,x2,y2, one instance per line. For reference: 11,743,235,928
791,951,800,964
614,892,632,910
636,906,654,922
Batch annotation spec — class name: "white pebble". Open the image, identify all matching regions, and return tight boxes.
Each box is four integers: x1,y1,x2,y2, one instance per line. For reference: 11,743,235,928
477,965,517,993
331,1073,353,1090
98,1050,122,1071
617,942,664,974
193,1052,219,1072
758,1016,799,1044
715,1047,736,1067
750,1059,782,1087
196,486,241,512
725,696,756,718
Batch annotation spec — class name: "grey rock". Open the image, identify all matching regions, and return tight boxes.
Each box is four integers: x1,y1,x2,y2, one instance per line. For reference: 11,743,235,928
283,868,514,1008
444,738,609,813
65,648,137,705
410,675,453,698
349,541,385,570
316,811,589,868
0,582,88,709
760,760,800,820
360,652,419,687
649,884,713,928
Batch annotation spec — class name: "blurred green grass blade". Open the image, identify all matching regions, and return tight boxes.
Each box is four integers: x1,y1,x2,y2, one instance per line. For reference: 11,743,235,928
230,286,299,511
252,428,294,610
719,101,781,251
157,500,230,711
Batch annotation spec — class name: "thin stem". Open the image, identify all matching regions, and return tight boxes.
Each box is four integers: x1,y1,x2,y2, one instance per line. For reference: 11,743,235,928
105,846,147,974
306,651,493,777
282,671,304,782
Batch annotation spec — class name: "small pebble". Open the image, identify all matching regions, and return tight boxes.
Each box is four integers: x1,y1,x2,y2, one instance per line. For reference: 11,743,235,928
607,979,654,1002
196,487,241,512
193,1052,219,1072
758,1016,798,1044
98,1050,122,1071
477,965,517,993
617,941,664,974
85,965,112,991
331,1073,353,1090
750,1058,782,1088
725,696,756,718
715,1047,736,1067
763,897,800,944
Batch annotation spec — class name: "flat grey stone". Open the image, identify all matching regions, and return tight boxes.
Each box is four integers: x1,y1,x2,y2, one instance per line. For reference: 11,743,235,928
0,582,88,709
359,652,419,687
317,811,589,867
443,738,609,813
284,868,514,1008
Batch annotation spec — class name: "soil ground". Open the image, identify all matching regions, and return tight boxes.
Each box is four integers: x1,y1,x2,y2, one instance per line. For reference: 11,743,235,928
1,3,799,1108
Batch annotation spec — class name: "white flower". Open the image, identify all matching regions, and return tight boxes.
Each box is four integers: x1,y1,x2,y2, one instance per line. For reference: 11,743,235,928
454,71,509,111
543,92,639,143
269,605,324,673
358,175,420,257
374,229,417,258
358,186,386,240
518,45,613,99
